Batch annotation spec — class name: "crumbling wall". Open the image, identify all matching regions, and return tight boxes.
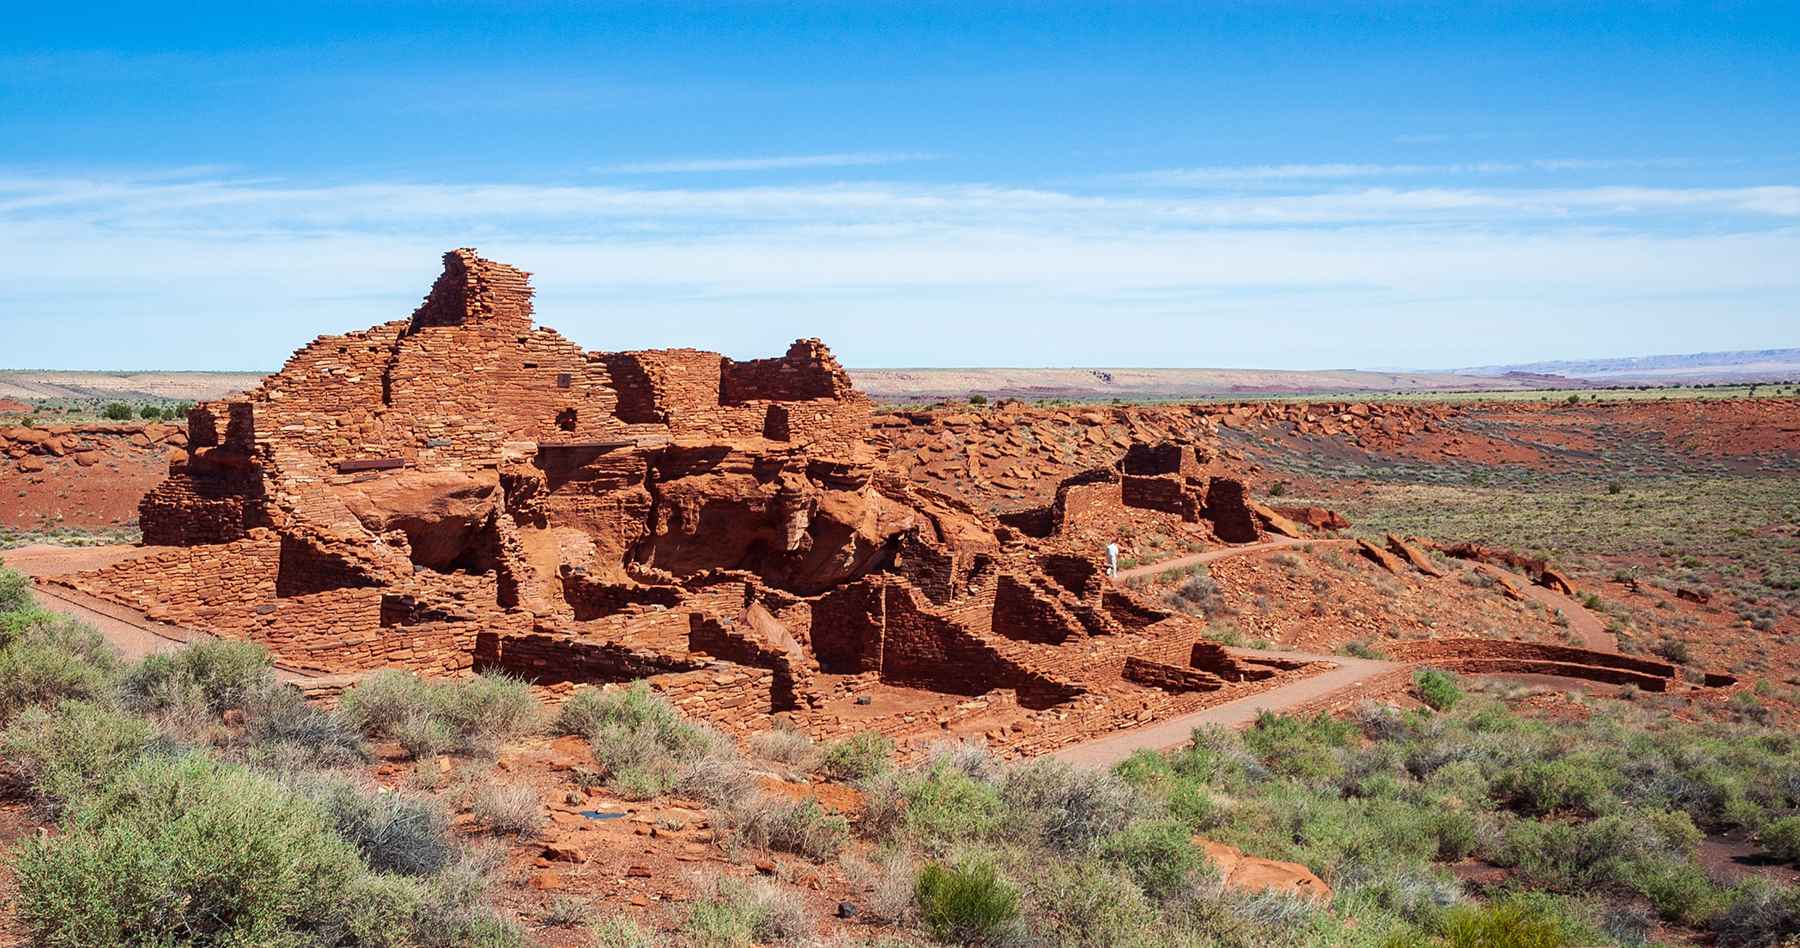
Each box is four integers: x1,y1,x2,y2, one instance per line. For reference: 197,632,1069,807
880,582,1082,709
720,338,855,404
1201,476,1263,543
808,580,886,673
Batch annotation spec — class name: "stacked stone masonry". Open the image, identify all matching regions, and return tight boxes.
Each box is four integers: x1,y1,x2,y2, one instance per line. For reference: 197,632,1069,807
72,248,1300,755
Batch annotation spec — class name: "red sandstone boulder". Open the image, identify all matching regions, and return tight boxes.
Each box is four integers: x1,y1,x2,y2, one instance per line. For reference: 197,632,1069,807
1537,565,1576,596
1248,500,1305,538
1274,505,1350,531
1385,534,1445,578
1356,538,1408,575
1195,838,1332,905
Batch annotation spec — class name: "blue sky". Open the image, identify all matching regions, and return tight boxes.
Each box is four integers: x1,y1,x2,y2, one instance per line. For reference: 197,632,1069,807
3,2,1797,370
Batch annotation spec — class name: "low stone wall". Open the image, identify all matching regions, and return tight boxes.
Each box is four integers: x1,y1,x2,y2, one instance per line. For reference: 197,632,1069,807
1389,639,1674,678
1122,656,1223,693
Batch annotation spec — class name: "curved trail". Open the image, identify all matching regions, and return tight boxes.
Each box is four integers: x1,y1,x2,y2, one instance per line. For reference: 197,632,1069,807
1055,536,1616,767
1115,536,1350,582
1052,648,1402,767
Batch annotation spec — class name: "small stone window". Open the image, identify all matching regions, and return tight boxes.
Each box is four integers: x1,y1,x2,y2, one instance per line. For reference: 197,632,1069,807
556,408,577,431
556,373,572,389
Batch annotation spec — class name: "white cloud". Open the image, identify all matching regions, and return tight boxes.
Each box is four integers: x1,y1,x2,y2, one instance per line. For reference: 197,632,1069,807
1,166,1795,369
594,152,937,174
1126,158,1690,186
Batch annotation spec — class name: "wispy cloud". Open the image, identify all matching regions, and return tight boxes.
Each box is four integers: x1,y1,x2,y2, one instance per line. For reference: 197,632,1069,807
595,152,937,174
1126,158,1689,186
2,166,1795,370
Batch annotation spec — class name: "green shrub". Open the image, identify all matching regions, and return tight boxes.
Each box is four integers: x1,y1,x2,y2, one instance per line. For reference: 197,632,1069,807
1439,894,1584,948
339,669,439,737
1023,856,1161,947
916,856,1020,944
0,699,154,811
571,682,747,804
682,874,812,947
1242,711,1355,781
1759,814,1800,864
999,756,1143,852
396,708,456,759
0,611,119,723
341,669,540,757
819,730,895,780
122,638,273,714
138,404,162,419
747,727,817,766
1098,818,1204,901
902,762,1005,850
12,754,364,946
1710,880,1800,947
0,566,32,614
294,773,454,876
239,680,367,769
1414,669,1463,711
588,915,658,948
431,671,542,754
100,402,133,421
1492,759,1613,816
728,795,850,861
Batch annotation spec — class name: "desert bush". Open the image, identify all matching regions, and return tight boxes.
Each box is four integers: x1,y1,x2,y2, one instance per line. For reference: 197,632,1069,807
571,682,748,804
396,707,456,759
900,761,1006,851
237,680,367,768
1099,818,1205,901
748,726,817,767
296,773,455,876
1414,668,1463,711
915,856,1020,945
1492,759,1614,816
0,699,154,811
1759,814,1800,864
121,638,273,714
683,873,813,947
339,668,439,736
471,782,544,838
1023,856,1162,947
1439,894,1588,948
819,730,895,780
728,794,849,861
0,610,119,723
1241,711,1355,782
340,669,540,757
1000,756,1143,852
846,848,918,923
100,402,133,420
12,754,364,946
0,566,32,613
432,671,542,753
540,895,592,928
587,915,658,948
1710,880,1800,947
334,846,528,948
1338,639,1389,660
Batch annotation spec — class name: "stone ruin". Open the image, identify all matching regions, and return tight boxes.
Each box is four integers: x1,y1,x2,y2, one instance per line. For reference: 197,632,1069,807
58,249,1296,753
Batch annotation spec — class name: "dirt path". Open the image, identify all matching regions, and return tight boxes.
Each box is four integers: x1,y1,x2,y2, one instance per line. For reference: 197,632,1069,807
1060,537,1618,766
1050,648,1402,767
1470,562,1615,651
1115,536,1351,582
